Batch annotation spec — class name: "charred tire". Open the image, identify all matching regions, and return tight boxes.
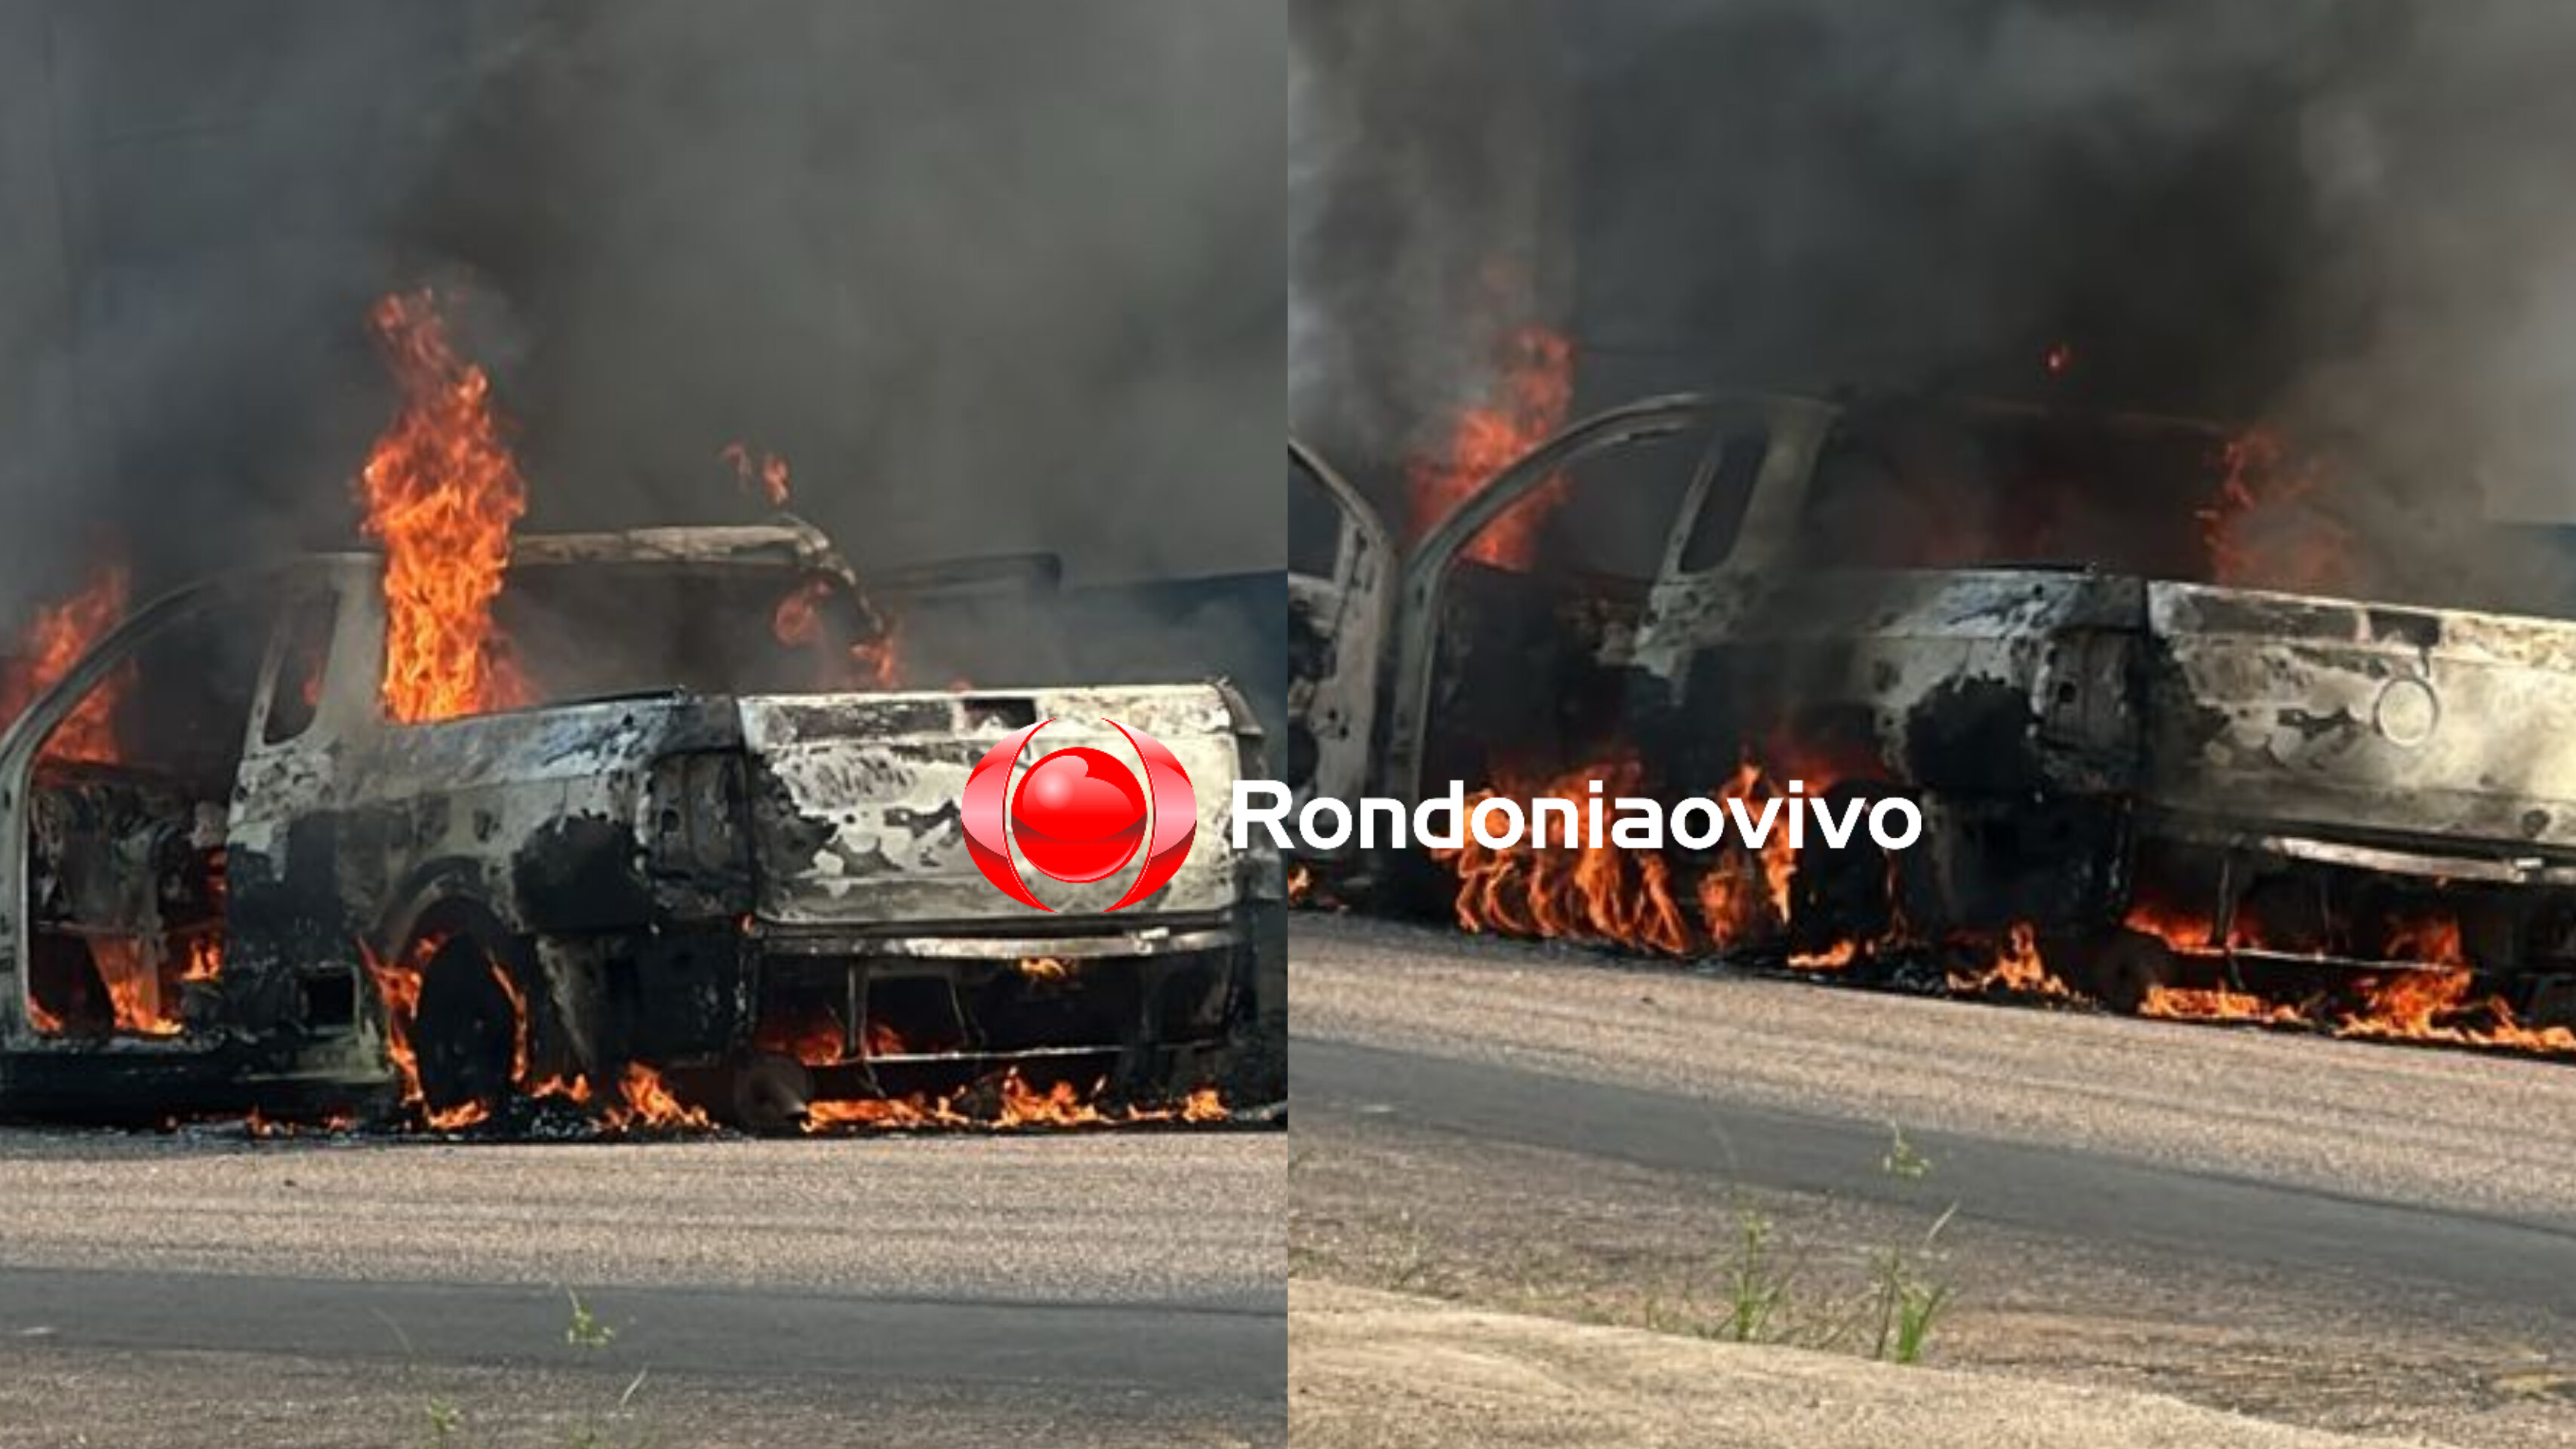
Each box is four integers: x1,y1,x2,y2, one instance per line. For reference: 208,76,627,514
731,1052,814,1135
2063,930,2176,1016
413,938,522,1118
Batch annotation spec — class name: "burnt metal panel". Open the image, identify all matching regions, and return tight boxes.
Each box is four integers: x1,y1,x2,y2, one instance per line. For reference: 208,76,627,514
739,685,1244,926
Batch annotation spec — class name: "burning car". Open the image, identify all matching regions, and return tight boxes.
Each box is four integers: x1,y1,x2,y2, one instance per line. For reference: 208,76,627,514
1292,387,2576,1042
0,518,1282,1130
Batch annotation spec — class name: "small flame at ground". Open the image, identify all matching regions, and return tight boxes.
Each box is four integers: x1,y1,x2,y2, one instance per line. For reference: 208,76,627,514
355,943,1221,1135
605,1063,712,1131
1945,921,2078,1000
2141,985,2303,1025
2121,901,2576,1054
802,1070,1229,1134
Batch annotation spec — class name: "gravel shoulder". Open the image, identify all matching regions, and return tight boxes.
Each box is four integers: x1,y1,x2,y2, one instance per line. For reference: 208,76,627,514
0,1128,1283,1303
1291,915,2576,1447
1291,1282,2454,1449
1294,915,2576,1223
0,1128,1287,1447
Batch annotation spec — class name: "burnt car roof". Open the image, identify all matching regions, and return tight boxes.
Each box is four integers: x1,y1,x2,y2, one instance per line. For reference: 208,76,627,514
299,518,850,576
509,519,848,572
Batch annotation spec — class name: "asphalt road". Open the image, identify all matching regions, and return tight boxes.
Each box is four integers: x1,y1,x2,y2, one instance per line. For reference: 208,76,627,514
1290,915,2576,1446
0,1129,1285,1448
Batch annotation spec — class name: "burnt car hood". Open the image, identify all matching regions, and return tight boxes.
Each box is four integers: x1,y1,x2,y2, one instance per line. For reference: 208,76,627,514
2142,580,2576,854
1648,562,2576,857
736,685,1246,928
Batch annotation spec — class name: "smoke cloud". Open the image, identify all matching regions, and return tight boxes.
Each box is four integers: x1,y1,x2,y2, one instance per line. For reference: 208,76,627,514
0,0,1280,685
1291,0,2576,615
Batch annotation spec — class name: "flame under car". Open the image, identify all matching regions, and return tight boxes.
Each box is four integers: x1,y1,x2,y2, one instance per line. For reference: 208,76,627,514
0,521,1281,1128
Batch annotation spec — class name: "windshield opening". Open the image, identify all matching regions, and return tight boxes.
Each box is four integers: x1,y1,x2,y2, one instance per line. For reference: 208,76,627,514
491,563,880,707
1798,403,2221,580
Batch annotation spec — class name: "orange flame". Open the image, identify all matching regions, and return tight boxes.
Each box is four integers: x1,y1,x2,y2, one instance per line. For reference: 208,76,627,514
1407,328,1574,571
359,934,525,1130
2121,900,2219,955
802,1070,1228,1134
361,937,432,1108
2200,430,2350,594
604,1063,712,1131
358,289,531,724
2326,957,2576,1054
1946,921,2078,999
2341,968,2474,1038
773,575,900,691
754,1005,849,1067
2122,900,2576,1054
2,561,133,764
2141,985,2302,1026
1441,749,1875,964
2383,915,2467,968
88,940,183,1036
720,442,792,507
805,1093,968,1131
180,933,223,984
1442,756,1693,955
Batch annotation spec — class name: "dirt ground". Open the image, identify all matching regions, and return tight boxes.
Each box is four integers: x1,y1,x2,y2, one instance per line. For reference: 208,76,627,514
1291,1281,2456,1449
1291,918,2576,1449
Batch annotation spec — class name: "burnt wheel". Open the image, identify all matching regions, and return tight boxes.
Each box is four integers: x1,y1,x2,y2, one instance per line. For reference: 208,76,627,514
413,938,522,1119
2063,929,2176,1016
731,1052,814,1136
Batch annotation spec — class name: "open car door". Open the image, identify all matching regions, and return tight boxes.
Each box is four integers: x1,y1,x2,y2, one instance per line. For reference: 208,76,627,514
1287,439,1396,846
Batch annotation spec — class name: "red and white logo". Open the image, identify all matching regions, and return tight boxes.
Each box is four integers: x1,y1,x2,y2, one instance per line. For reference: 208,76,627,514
961,718,1197,912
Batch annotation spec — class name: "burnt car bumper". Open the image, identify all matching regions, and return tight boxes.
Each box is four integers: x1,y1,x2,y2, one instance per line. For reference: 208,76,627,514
740,906,1282,1097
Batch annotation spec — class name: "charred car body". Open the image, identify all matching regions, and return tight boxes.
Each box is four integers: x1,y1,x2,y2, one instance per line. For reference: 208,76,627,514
1292,389,2576,1021
0,521,1282,1125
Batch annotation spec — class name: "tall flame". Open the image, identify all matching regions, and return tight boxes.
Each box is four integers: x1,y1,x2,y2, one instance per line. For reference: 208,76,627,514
358,289,531,724
1408,328,1574,572
1440,743,1878,964
88,940,183,1037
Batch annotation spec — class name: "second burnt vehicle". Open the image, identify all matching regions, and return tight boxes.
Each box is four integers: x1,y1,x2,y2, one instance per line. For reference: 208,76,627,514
1292,389,2576,1020
0,519,1282,1128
